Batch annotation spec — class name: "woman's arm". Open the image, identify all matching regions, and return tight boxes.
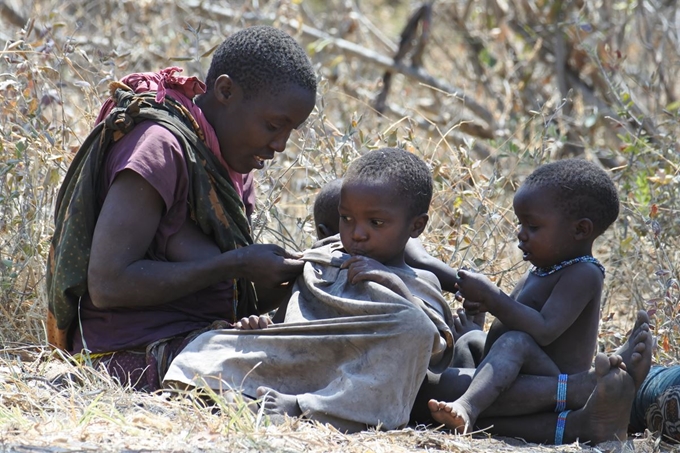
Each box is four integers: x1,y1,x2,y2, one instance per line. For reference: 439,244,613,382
87,170,303,309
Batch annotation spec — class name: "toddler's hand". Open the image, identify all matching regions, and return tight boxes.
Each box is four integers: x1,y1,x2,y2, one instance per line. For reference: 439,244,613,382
340,255,392,285
235,314,272,330
456,269,497,304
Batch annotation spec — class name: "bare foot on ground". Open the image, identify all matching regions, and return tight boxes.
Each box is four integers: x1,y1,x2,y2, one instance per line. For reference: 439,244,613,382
452,309,481,341
566,353,635,444
427,399,473,434
256,386,302,417
614,310,654,390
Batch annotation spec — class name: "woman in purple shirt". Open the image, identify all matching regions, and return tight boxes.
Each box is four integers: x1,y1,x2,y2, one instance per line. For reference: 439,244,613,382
47,26,317,391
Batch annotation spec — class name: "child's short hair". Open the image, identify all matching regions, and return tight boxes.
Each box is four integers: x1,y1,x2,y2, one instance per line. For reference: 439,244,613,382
522,158,619,233
343,148,433,217
313,178,343,232
206,25,317,99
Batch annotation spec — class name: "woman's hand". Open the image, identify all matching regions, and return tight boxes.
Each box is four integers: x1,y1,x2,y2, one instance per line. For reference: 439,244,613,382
237,244,304,287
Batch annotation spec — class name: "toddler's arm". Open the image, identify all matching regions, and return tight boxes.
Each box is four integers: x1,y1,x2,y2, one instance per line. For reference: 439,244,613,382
457,266,602,346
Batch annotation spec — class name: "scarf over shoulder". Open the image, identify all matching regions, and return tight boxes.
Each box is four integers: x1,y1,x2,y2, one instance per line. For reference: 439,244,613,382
46,68,258,351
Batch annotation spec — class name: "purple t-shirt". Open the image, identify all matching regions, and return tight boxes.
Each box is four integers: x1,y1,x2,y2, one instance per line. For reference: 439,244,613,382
71,121,255,353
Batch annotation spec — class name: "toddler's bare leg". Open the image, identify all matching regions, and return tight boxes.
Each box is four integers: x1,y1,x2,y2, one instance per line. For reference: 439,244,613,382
478,353,634,444
428,331,559,433
412,368,596,424
451,330,486,368
412,313,654,426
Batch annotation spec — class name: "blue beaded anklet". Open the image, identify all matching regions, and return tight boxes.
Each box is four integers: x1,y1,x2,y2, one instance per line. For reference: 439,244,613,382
531,255,605,277
555,373,568,412
554,409,571,445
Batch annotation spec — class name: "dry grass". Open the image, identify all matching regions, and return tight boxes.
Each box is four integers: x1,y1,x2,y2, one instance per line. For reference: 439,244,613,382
1,0,679,451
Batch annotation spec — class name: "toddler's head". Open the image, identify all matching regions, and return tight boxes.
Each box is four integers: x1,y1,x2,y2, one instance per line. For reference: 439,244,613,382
313,178,343,240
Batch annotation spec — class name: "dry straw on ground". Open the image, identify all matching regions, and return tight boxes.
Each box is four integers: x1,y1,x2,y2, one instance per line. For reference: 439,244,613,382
0,0,679,451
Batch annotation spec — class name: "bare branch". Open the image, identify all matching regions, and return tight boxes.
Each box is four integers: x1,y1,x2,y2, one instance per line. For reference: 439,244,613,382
184,0,496,129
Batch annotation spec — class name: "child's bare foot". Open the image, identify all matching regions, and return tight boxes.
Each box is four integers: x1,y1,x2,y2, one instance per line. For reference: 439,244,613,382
615,310,653,390
565,353,635,444
256,386,302,417
452,309,481,341
427,399,473,434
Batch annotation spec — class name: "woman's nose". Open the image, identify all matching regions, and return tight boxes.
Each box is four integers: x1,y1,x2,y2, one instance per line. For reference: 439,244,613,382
270,130,291,153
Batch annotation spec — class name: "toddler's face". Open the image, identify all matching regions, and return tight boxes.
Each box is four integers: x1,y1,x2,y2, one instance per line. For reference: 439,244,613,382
338,180,416,267
513,186,579,268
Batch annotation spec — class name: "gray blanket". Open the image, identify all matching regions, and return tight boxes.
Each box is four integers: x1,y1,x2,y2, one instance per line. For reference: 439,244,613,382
163,241,454,432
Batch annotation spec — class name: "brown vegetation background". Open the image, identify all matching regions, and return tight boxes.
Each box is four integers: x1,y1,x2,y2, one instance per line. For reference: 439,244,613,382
0,0,678,451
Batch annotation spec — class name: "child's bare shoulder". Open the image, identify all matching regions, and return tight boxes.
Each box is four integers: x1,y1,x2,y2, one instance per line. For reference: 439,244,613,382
559,261,605,285
545,261,605,303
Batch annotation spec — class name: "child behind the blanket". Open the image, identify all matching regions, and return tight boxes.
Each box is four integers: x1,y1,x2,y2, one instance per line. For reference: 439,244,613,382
428,158,620,437
313,177,343,241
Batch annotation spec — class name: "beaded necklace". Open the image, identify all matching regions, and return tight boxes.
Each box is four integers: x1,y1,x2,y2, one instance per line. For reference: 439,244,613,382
531,255,605,277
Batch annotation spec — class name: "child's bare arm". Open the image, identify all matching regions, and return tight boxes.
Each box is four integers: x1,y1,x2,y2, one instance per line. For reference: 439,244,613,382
404,238,460,293
458,266,602,346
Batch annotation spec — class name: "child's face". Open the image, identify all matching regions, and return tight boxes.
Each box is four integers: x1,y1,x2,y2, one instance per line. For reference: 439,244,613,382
338,180,424,267
513,185,581,268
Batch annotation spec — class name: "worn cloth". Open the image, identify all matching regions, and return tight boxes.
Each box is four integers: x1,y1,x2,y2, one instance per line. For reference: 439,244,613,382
46,68,258,351
630,365,680,442
163,240,454,432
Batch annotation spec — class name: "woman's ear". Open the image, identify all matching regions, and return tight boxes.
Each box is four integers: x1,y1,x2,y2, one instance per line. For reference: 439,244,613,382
574,218,594,240
213,74,235,104
410,213,429,238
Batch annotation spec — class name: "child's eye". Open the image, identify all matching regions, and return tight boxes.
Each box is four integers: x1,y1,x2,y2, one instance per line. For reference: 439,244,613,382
371,219,385,227
340,215,351,222
517,221,537,230
266,122,281,132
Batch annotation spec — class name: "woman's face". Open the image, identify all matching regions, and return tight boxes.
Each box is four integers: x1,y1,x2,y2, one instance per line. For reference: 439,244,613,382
209,78,316,174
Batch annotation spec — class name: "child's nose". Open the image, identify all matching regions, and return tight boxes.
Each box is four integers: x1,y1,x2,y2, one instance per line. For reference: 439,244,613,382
517,226,528,241
352,225,368,241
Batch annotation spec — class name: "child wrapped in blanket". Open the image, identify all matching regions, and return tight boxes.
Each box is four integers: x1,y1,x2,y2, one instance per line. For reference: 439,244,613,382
163,148,455,432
